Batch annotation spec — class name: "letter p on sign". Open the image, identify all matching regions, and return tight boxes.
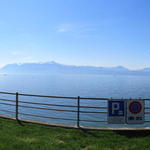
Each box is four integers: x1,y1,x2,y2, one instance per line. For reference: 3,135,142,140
112,103,120,114
108,100,125,124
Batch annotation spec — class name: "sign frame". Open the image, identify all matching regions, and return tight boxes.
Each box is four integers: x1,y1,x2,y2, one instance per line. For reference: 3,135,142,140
108,99,126,124
126,99,144,124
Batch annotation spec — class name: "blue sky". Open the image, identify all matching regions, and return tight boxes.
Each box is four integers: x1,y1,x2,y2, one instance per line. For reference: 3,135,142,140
0,0,150,69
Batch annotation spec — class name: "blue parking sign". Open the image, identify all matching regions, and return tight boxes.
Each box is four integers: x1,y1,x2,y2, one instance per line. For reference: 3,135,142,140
108,100,126,124
109,101,125,116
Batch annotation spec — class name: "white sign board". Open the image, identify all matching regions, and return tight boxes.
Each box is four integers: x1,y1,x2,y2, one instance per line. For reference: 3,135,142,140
127,100,144,124
108,100,126,124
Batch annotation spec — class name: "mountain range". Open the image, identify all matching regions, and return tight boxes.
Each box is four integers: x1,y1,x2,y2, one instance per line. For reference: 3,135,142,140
0,61,150,75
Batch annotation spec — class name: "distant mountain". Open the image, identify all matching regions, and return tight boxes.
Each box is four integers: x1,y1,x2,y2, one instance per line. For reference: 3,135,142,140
139,68,150,72
0,61,150,75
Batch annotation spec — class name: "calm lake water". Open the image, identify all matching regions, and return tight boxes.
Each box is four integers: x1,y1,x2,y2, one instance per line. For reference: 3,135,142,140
0,73,150,127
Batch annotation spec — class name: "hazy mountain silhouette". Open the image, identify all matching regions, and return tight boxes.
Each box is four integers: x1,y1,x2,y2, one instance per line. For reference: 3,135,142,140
0,61,150,75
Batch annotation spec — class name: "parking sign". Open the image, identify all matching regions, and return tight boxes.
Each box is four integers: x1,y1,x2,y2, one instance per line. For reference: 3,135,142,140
108,100,126,124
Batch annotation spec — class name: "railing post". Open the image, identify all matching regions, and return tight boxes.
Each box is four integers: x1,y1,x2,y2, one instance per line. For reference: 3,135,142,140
16,92,19,121
77,96,80,128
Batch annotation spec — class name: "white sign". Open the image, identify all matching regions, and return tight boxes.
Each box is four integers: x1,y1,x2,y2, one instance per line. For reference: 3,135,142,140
108,100,126,124
127,100,144,124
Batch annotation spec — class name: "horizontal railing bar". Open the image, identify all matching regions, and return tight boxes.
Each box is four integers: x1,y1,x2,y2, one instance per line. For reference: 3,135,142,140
0,102,107,114
0,99,116,109
80,98,150,101
0,99,16,103
19,112,77,121
0,110,107,123
0,109,15,114
0,98,142,109
145,107,150,109
0,91,77,99
19,100,107,109
19,105,107,114
0,102,16,106
19,93,77,99
1,110,107,123
145,112,150,114
1,98,147,110
19,100,77,108
0,91,16,95
80,106,107,109
80,97,109,100
80,119,107,123
18,93,109,100
0,99,107,109
19,105,77,112
80,111,107,114
80,98,150,100
1,91,150,100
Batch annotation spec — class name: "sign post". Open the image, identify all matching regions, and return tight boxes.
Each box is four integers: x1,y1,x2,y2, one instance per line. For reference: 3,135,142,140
108,100,126,124
127,99,144,124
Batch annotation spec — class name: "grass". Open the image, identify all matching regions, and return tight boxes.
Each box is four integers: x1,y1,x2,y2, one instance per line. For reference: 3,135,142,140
0,118,150,150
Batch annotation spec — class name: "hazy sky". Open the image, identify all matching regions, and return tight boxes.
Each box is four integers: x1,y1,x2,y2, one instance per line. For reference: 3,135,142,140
0,0,150,69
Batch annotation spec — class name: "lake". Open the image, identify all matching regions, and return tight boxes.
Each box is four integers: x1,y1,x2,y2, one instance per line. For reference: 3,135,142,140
0,73,150,128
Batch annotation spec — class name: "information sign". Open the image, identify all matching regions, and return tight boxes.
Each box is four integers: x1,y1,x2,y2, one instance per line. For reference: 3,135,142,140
108,100,126,124
127,100,144,124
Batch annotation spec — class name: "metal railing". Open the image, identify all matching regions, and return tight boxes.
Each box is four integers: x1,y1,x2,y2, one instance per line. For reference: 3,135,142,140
0,91,109,128
0,91,150,128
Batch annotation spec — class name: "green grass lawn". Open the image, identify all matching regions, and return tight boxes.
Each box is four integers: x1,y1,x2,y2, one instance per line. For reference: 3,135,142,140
0,118,150,150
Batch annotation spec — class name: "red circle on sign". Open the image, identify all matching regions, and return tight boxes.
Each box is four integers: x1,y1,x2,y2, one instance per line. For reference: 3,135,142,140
129,101,142,114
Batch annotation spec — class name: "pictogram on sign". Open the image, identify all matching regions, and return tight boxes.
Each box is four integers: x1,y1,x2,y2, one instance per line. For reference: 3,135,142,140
129,101,142,114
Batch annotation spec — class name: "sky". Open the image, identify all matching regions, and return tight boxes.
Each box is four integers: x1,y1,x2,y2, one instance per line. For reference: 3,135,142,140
0,0,150,70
